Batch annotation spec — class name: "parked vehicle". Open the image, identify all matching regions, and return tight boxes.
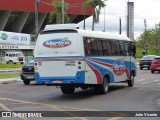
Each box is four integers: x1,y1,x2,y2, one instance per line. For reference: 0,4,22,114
5,52,25,64
139,55,156,70
20,60,34,85
150,56,160,73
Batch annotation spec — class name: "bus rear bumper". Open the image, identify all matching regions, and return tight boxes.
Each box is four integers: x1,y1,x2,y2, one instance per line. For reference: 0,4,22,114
35,72,85,85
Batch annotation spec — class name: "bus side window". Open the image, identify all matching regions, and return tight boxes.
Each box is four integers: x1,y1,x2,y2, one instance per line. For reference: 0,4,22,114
84,38,92,56
110,41,115,55
101,40,108,56
91,39,98,56
96,40,103,56
119,41,125,56
115,41,120,55
107,40,113,56
124,42,129,56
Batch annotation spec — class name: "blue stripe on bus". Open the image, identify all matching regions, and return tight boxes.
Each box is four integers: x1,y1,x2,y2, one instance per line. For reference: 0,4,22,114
35,71,85,84
86,60,115,83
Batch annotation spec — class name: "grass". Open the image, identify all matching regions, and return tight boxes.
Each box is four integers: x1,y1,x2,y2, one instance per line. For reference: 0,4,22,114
136,58,140,64
136,48,157,58
0,74,20,79
0,63,24,70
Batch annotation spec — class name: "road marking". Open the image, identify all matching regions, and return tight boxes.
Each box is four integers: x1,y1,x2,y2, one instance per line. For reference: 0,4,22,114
65,117,88,120
153,79,159,82
136,79,145,81
141,82,152,85
13,106,48,110
0,103,11,111
0,97,63,111
108,117,123,120
0,103,27,120
0,97,98,119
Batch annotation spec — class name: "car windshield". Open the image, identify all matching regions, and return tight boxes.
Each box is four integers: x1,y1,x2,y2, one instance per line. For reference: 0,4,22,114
142,56,155,60
28,60,34,65
154,57,160,61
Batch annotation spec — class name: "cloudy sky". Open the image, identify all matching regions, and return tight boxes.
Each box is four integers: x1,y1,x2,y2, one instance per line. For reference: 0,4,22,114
78,0,160,39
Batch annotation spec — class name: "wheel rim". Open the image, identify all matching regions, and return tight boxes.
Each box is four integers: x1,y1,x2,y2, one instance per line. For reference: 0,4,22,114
131,75,134,85
104,78,108,92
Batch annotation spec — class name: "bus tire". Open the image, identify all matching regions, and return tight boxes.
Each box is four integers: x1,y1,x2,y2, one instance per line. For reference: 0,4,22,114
94,77,109,94
23,80,30,85
128,72,134,87
61,86,75,94
151,70,154,73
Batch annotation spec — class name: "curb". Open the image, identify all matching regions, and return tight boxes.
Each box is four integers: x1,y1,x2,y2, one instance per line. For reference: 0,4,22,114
0,69,21,72
0,78,21,84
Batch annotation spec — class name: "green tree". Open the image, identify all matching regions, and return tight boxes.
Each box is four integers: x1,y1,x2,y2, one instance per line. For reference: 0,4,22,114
48,0,70,24
137,22,160,55
83,0,105,31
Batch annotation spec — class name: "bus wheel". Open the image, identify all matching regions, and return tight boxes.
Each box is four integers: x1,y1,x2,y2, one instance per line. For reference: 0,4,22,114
94,77,109,94
128,73,134,87
61,86,75,94
80,86,88,90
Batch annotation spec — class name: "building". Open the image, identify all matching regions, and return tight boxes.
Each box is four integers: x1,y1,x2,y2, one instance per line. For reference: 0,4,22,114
0,0,92,62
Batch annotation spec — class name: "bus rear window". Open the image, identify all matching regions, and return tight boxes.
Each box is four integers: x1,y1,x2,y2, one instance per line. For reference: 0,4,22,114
41,29,77,35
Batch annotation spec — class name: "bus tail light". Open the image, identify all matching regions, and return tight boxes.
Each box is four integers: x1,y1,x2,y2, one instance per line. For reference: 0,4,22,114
35,67,38,71
35,62,37,66
78,66,81,69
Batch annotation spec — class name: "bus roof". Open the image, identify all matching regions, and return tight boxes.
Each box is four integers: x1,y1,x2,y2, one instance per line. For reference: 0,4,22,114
43,24,130,41
76,29,130,41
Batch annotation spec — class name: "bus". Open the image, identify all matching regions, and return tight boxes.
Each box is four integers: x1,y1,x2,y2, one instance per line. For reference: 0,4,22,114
34,24,136,94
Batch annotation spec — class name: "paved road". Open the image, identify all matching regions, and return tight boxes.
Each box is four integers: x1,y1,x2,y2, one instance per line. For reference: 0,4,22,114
0,68,160,120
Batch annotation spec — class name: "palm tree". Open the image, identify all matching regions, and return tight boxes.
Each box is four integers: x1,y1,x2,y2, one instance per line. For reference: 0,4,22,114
83,0,105,31
48,0,70,24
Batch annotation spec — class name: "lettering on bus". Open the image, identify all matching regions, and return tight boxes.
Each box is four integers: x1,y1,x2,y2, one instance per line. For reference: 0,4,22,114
43,38,71,48
65,61,75,66
113,61,125,76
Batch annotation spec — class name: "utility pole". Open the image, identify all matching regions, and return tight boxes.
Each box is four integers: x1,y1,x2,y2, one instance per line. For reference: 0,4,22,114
103,0,107,32
127,2,134,40
103,4,106,32
144,19,147,55
35,0,39,39
83,14,86,30
62,0,64,24
119,18,122,34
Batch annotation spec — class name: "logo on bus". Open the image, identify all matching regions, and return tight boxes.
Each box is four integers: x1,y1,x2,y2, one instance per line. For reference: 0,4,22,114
43,39,71,48
113,61,126,76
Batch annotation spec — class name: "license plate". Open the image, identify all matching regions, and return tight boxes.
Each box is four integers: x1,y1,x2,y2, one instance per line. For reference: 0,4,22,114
53,80,62,84
143,65,149,66
26,76,34,79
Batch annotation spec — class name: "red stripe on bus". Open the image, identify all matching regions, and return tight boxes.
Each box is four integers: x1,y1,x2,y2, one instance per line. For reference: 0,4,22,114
86,62,103,84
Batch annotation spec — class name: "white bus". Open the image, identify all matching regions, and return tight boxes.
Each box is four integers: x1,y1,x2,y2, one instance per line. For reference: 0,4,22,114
34,24,137,94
